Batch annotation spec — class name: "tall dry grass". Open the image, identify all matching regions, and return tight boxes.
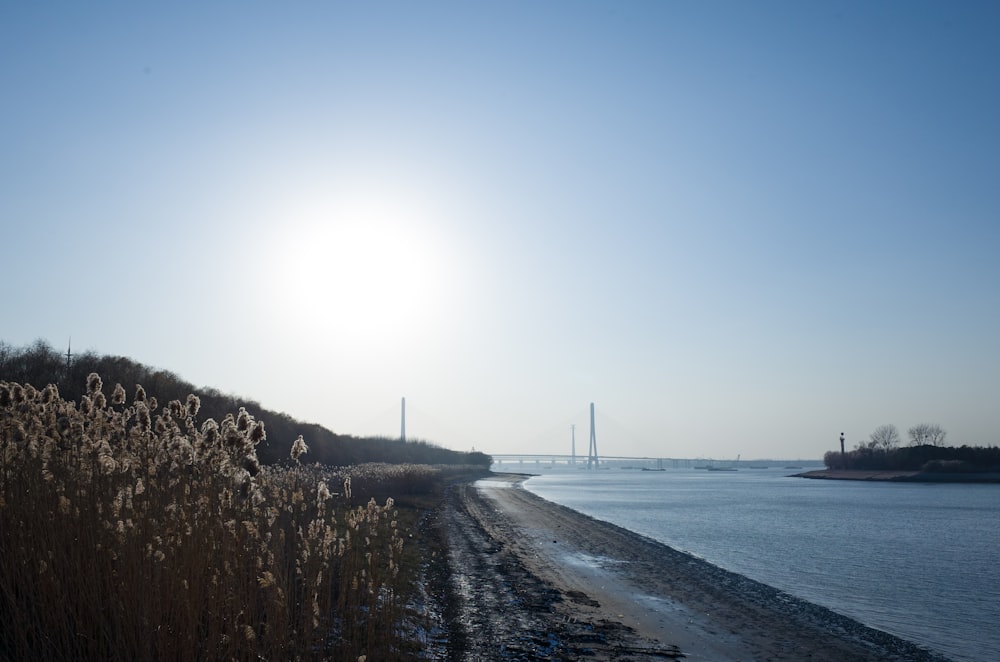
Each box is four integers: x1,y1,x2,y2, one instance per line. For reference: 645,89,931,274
0,375,427,660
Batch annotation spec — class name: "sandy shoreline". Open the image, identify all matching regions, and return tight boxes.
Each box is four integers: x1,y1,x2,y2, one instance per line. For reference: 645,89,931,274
797,469,1000,483
431,472,950,661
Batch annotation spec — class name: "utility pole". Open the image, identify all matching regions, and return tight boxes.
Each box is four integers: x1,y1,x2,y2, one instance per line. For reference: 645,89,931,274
64,338,72,380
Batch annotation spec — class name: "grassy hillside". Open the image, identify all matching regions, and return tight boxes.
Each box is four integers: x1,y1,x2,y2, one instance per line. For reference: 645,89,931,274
0,339,491,468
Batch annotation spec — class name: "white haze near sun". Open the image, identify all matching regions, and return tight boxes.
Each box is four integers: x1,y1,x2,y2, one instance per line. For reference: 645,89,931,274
2,2,999,461
257,174,464,350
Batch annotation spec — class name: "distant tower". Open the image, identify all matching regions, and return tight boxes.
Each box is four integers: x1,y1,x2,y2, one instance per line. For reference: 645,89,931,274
571,424,576,465
587,402,599,469
839,432,845,467
401,397,406,443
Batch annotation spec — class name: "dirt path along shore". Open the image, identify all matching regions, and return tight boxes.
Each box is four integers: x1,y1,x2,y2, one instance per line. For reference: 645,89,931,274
428,474,950,661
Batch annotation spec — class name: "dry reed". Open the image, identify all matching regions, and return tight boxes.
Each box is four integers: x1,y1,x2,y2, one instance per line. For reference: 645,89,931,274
0,376,426,660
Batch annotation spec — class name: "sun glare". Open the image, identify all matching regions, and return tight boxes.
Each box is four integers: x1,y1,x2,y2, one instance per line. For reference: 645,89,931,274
264,182,455,349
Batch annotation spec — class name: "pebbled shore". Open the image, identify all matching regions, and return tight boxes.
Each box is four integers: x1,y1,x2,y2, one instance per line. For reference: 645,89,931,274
424,473,951,661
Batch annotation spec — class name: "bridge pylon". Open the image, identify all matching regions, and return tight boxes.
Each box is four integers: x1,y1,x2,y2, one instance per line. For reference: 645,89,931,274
587,402,599,469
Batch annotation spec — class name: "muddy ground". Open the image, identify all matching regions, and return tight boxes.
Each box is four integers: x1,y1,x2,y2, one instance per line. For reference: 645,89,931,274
417,474,950,661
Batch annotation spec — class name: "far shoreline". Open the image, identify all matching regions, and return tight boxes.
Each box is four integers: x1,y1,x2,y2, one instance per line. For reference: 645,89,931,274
795,469,1000,483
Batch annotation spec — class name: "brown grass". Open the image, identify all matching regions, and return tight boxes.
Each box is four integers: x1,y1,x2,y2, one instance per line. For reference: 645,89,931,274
0,376,466,660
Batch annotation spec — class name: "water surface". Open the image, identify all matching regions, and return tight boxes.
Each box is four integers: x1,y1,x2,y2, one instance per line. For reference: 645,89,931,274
523,468,1000,662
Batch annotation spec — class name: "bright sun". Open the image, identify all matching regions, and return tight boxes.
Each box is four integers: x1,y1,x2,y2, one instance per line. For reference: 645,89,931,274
264,181,455,349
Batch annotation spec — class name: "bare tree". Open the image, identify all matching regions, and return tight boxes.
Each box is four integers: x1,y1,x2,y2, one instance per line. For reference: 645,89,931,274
908,423,931,446
868,424,901,450
0,340,11,372
926,424,947,446
908,423,947,446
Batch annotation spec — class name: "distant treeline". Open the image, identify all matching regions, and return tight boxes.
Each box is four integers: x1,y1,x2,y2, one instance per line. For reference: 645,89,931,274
0,339,491,468
824,444,1000,472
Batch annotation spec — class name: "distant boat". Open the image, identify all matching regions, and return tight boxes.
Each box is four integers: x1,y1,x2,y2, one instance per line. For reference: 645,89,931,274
642,459,667,471
707,454,740,471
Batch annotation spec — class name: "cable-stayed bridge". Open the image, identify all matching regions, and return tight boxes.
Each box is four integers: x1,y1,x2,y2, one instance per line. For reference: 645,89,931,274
363,398,819,468
490,402,649,468
490,454,699,469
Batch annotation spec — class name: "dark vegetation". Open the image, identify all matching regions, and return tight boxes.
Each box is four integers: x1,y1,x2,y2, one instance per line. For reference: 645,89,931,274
824,444,1000,472
1,344,492,659
824,424,1000,473
0,339,491,468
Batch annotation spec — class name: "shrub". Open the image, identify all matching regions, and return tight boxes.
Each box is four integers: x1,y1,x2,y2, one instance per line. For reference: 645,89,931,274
921,459,976,473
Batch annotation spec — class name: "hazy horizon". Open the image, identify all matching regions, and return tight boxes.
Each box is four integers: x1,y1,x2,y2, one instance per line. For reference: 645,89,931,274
4,2,998,460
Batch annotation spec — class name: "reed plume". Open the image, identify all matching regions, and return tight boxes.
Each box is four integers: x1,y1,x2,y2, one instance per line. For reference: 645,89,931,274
0,375,453,659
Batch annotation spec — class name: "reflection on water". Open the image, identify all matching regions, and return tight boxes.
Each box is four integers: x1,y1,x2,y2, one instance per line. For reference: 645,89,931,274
560,552,624,569
525,468,1000,662
473,478,515,488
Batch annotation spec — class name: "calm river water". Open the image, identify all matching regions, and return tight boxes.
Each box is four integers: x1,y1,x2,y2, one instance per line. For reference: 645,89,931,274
521,467,1000,662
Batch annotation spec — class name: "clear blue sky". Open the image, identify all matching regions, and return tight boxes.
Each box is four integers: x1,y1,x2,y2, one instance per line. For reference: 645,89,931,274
3,2,998,460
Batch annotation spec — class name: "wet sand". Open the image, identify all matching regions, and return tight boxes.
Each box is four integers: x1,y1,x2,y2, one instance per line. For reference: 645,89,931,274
436,473,949,661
